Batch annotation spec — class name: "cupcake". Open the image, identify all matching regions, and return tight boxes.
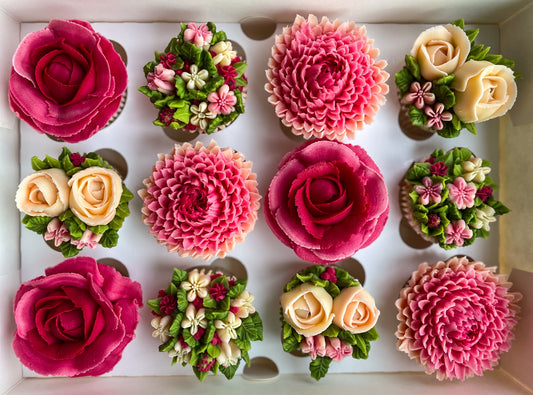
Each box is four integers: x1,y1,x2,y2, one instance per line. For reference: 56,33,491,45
395,256,521,380
9,19,127,143
400,147,509,249
396,19,518,138
16,148,133,257
264,139,388,264
265,14,389,141
13,256,143,377
139,140,260,259
139,22,247,135
280,265,379,381
148,267,263,381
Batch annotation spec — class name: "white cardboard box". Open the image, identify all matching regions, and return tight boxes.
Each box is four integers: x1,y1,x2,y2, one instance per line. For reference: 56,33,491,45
1,1,532,394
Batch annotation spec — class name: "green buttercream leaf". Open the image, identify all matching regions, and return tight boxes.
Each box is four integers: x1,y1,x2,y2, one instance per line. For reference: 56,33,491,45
234,89,244,113
202,294,218,309
488,200,510,215
153,95,177,109
88,225,108,235
183,328,199,348
22,215,52,234
325,281,340,297
465,28,479,44
362,327,379,341
204,76,225,93
395,67,414,94
159,337,177,353
60,242,80,258
31,156,48,171
147,298,162,315
44,155,61,168
234,337,251,351
176,288,188,312
438,122,461,138
451,19,465,29
234,76,247,87
207,343,221,358
284,277,302,291
179,41,202,65
206,116,224,134
201,49,218,77
433,84,455,109
322,324,341,338
168,282,178,296
188,89,208,101
175,77,187,98
172,268,188,285
219,362,240,380
465,122,477,135
169,312,184,337
211,30,227,44
433,74,455,86
309,356,332,381
283,323,293,339
405,55,421,81
227,279,247,298
205,309,228,321
408,106,427,127
233,62,247,77
120,186,134,204
406,163,431,181
115,203,130,219
100,229,119,248
282,335,300,353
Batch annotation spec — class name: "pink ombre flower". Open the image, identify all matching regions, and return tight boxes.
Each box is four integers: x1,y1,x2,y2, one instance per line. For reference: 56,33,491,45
183,23,213,49
413,177,443,205
44,218,71,247
325,337,353,362
207,84,237,115
447,177,476,209
265,14,389,141
300,335,327,360
424,103,453,130
320,267,337,283
444,219,473,246
147,63,176,95
70,229,102,249
402,81,435,109
139,141,261,260
396,256,521,381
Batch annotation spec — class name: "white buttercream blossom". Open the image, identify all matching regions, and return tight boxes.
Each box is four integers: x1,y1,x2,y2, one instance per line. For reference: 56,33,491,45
168,340,192,364
181,64,209,90
230,290,255,319
190,102,216,130
461,157,491,183
211,41,236,66
216,341,241,367
471,205,496,231
180,268,211,302
151,315,172,343
181,305,207,335
215,312,241,343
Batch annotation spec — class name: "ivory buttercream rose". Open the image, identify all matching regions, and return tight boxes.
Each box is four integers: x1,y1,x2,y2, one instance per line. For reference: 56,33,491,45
332,285,379,334
410,24,470,81
69,166,122,226
280,283,334,337
452,60,517,123
16,168,70,217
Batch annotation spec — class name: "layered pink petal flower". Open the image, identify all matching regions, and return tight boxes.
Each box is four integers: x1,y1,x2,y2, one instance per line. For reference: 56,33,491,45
325,337,353,362
147,63,176,95
447,177,476,209
413,177,443,205
265,14,389,141
300,335,327,360
395,256,521,381
12,256,143,377
139,141,261,260
70,229,103,249
9,20,127,142
264,139,389,264
183,23,213,49
207,84,237,115
444,219,473,246
44,218,71,247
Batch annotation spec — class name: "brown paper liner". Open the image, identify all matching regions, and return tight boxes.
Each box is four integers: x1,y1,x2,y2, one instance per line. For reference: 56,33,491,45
398,106,435,141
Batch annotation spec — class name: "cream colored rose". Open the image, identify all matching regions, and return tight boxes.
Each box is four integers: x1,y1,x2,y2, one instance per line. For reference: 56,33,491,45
69,167,123,226
452,60,517,123
411,24,470,81
332,285,379,334
280,283,334,337
15,168,69,217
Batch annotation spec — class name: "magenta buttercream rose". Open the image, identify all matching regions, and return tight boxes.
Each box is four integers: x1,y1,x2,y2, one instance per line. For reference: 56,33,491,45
264,139,389,264
12,257,142,377
9,19,127,142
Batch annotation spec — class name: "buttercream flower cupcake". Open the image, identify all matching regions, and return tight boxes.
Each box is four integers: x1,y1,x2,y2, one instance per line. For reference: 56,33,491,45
400,147,509,249
395,256,521,380
13,256,143,376
139,22,247,136
264,139,388,264
139,140,260,259
281,265,379,380
266,14,389,141
16,148,133,257
148,267,263,381
396,19,518,138
9,20,127,143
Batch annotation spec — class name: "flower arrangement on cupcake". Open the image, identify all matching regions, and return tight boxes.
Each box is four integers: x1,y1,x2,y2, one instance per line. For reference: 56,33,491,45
139,22,247,134
139,140,260,260
148,268,263,381
400,147,509,249
396,19,518,138
16,147,133,257
266,14,389,141
280,265,379,381
396,256,521,381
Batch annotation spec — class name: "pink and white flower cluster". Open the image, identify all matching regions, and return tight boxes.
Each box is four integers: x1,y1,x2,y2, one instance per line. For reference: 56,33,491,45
301,335,353,362
402,81,453,131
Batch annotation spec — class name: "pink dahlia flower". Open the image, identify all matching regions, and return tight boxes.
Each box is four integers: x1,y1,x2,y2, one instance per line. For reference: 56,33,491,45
9,20,127,143
12,256,143,377
264,139,389,264
395,256,521,381
139,141,261,260
265,14,389,141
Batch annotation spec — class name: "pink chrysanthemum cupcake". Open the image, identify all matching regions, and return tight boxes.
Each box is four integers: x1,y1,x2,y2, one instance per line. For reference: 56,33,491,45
265,14,389,141
395,256,521,381
139,141,260,259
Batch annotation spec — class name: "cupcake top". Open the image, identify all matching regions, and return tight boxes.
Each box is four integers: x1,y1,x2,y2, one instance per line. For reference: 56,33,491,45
16,147,133,257
395,256,521,381
280,265,379,380
9,19,127,143
396,19,518,138
148,267,263,381
264,139,389,264
13,256,143,377
139,22,247,135
139,140,260,259
401,147,509,249
265,14,389,141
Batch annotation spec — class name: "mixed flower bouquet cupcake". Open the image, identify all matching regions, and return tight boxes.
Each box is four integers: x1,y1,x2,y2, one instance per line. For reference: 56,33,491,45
400,147,509,249
396,19,518,138
139,22,247,135
395,256,521,380
16,147,133,257
148,267,263,381
265,14,389,141
280,265,379,380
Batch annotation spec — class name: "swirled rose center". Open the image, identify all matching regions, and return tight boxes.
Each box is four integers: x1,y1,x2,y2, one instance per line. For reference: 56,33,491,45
308,53,347,99
176,184,208,219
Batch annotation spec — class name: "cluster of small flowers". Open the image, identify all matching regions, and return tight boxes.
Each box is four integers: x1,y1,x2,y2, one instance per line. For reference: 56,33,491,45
401,81,452,131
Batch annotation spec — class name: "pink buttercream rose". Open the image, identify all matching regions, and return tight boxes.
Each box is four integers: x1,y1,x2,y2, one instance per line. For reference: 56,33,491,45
264,139,389,264
9,20,127,143
324,337,353,362
147,63,176,95
12,257,143,377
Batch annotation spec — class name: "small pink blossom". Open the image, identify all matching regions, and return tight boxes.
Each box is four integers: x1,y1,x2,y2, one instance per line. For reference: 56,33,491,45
160,52,177,69
444,220,473,246
218,65,238,87
427,214,441,228
70,229,102,249
44,218,71,247
197,354,215,372
402,81,435,109
209,283,228,302
413,177,443,205
159,294,177,315
69,153,86,166
211,333,222,345
325,337,353,362
183,23,213,49
159,107,175,126
193,327,205,341
476,186,493,202
430,161,448,177
300,335,326,360
447,177,476,209
207,84,237,115
320,267,337,283
424,103,453,131
147,64,176,95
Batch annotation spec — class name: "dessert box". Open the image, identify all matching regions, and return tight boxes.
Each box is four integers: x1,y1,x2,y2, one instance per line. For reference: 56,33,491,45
1,0,532,393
